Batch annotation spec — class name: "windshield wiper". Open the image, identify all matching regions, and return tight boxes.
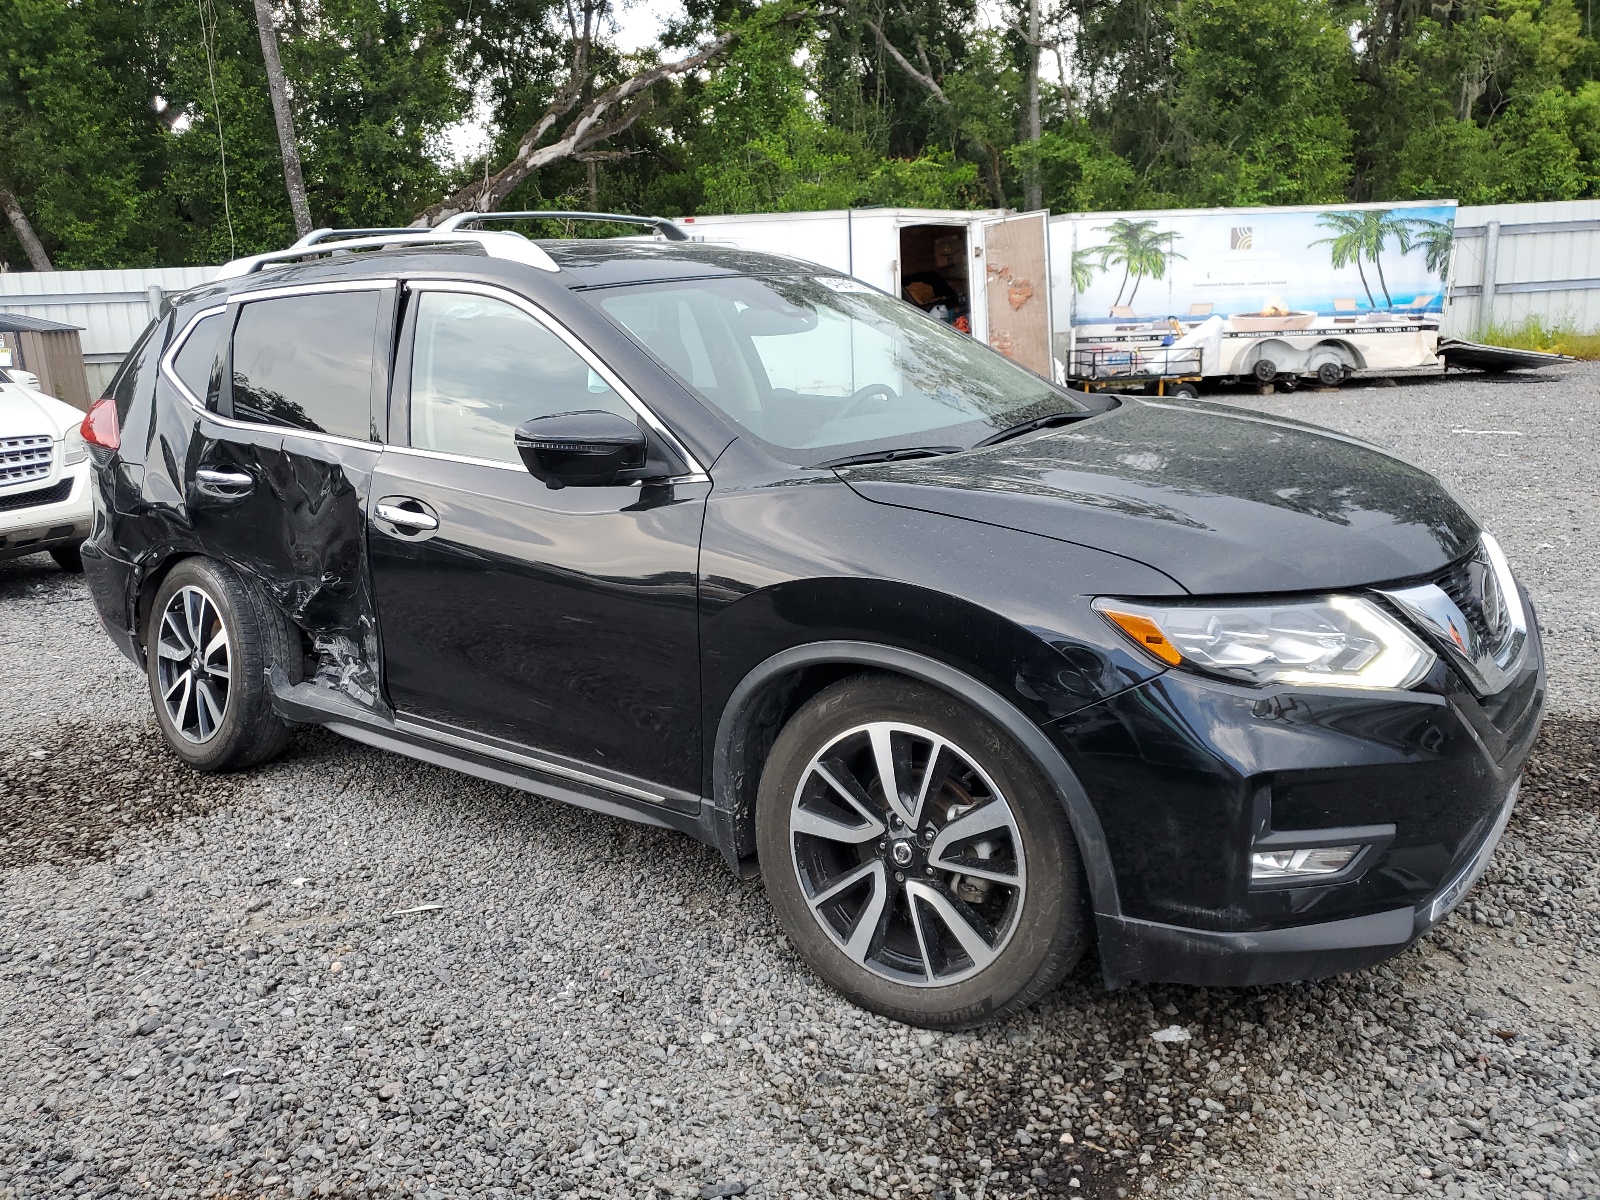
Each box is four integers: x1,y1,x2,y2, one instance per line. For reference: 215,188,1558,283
973,409,1096,449
819,445,963,469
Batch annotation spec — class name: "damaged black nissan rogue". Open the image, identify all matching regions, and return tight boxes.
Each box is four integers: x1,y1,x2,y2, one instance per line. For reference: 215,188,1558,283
79,214,1544,1029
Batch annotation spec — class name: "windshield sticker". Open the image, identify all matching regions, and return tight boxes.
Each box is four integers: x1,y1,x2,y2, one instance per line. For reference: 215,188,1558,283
815,276,875,294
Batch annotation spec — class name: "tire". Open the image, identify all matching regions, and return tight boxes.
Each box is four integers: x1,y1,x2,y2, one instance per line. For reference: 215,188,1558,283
144,557,295,772
50,543,84,573
757,676,1089,1029
1315,361,1344,387
1170,383,1200,399
1252,359,1278,382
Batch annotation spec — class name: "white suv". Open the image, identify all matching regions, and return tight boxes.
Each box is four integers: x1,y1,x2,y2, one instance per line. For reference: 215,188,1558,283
0,366,93,571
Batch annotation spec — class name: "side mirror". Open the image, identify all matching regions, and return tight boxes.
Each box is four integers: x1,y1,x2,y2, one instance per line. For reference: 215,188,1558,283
514,409,649,488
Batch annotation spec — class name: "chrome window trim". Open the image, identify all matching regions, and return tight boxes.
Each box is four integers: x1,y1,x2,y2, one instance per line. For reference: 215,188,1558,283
402,278,709,479
159,282,398,446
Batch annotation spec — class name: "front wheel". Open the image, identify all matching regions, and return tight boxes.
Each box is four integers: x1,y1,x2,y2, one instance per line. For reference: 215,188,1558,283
757,676,1089,1029
145,557,295,772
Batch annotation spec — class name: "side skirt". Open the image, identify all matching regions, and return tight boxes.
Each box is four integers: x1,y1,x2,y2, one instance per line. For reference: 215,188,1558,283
269,673,719,849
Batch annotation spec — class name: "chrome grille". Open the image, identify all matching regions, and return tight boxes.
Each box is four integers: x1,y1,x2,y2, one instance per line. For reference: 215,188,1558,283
0,434,55,487
1379,534,1528,697
1435,545,1513,657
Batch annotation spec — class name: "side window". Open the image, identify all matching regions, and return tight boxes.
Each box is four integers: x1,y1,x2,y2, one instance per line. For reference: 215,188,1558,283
170,312,224,408
408,291,634,465
230,291,381,439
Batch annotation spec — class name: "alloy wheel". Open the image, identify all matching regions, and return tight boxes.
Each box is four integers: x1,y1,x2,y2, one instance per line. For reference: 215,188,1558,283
788,721,1027,987
154,585,232,743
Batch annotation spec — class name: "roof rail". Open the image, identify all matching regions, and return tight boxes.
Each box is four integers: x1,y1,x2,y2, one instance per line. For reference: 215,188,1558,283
291,227,422,249
214,230,560,280
436,210,689,241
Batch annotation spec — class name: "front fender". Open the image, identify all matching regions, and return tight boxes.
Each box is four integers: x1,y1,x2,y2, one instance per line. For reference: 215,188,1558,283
710,639,1128,925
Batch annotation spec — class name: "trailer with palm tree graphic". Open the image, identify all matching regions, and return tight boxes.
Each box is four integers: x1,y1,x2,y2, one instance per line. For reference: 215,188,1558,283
1051,200,1458,388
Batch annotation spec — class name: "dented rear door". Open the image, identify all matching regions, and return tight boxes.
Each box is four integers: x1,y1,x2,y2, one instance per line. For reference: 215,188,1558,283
184,280,398,709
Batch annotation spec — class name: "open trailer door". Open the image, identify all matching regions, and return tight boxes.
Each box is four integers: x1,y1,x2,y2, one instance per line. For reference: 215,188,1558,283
978,211,1053,376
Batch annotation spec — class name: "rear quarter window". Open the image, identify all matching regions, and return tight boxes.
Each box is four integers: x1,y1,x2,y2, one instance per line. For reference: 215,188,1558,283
229,290,382,440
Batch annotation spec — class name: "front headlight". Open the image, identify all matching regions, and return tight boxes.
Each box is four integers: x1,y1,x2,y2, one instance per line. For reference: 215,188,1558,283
63,427,88,466
1094,594,1436,690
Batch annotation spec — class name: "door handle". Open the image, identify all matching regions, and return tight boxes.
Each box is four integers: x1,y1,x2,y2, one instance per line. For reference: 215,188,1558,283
375,500,439,533
194,467,254,498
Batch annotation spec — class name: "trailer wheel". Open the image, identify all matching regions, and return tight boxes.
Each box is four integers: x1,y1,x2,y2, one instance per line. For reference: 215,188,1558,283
1315,361,1345,387
1252,360,1278,383
1170,383,1200,399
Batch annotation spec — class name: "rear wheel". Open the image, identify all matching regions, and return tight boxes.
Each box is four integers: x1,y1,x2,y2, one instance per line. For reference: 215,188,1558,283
1170,382,1200,399
145,558,295,772
757,676,1089,1029
1252,359,1278,382
1315,361,1345,387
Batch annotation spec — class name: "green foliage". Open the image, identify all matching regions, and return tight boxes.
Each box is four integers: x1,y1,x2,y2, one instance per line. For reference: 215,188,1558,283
1,0,1598,271
1476,314,1600,358
1163,0,1356,205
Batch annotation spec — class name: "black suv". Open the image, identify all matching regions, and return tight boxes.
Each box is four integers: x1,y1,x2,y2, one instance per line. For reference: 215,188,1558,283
79,214,1544,1029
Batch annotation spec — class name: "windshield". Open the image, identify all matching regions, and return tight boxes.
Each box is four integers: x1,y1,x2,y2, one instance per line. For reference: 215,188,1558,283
587,275,1082,463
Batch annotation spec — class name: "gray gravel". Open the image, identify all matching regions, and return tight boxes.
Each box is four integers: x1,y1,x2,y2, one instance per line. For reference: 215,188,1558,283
1,364,1597,1200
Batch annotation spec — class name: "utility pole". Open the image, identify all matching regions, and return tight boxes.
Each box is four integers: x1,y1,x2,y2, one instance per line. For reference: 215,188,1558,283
1024,0,1042,210
252,0,313,238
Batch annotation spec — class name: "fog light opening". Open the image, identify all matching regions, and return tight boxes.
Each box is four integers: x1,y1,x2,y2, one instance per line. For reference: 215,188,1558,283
1251,844,1363,880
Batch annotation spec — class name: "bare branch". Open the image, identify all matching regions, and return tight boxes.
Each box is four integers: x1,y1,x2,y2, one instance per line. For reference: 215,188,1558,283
864,18,949,106
865,16,1008,207
414,30,737,227
0,184,53,271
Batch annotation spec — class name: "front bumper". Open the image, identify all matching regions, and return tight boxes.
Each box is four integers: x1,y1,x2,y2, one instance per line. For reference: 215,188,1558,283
0,460,92,560
1097,779,1517,986
1051,598,1544,989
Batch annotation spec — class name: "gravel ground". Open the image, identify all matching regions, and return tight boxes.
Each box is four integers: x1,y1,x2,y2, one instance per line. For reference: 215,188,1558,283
0,364,1596,1200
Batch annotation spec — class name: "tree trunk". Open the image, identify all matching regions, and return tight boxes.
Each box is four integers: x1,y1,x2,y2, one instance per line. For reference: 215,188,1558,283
0,185,52,271
1024,0,1042,210
252,0,313,238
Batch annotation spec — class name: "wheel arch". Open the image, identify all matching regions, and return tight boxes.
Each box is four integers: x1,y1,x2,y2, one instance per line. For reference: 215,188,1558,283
1307,338,1364,370
710,640,1122,921
133,550,201,660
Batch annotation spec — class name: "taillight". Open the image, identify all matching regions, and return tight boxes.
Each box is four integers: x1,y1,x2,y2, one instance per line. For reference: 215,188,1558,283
81,396,120,452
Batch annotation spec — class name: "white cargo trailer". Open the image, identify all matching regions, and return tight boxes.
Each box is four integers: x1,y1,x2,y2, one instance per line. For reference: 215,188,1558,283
677,207,1058,377
682,200,1465,389
1049,199,1458,388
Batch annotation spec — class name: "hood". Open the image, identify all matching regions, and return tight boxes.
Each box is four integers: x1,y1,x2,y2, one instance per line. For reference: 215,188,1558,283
842,398,1479,595
0,381,81,440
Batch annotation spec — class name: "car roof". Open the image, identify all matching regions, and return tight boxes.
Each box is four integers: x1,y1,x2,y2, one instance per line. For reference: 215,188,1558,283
536,239,833,288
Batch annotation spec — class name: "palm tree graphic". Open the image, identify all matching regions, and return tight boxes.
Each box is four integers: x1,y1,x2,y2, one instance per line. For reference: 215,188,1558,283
1070,246,1101,294
1312,209,1412,309
1399,218,1454,277
1089,219,1185,310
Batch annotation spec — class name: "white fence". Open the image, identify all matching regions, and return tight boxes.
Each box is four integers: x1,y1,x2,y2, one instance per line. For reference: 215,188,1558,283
0,266,219,396
1446,200,1600,337
0,199,1595,396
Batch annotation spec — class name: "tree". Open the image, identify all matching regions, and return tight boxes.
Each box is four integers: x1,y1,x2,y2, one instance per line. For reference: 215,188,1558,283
412,0,746,227
252,0,312,238
0,183,51,270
